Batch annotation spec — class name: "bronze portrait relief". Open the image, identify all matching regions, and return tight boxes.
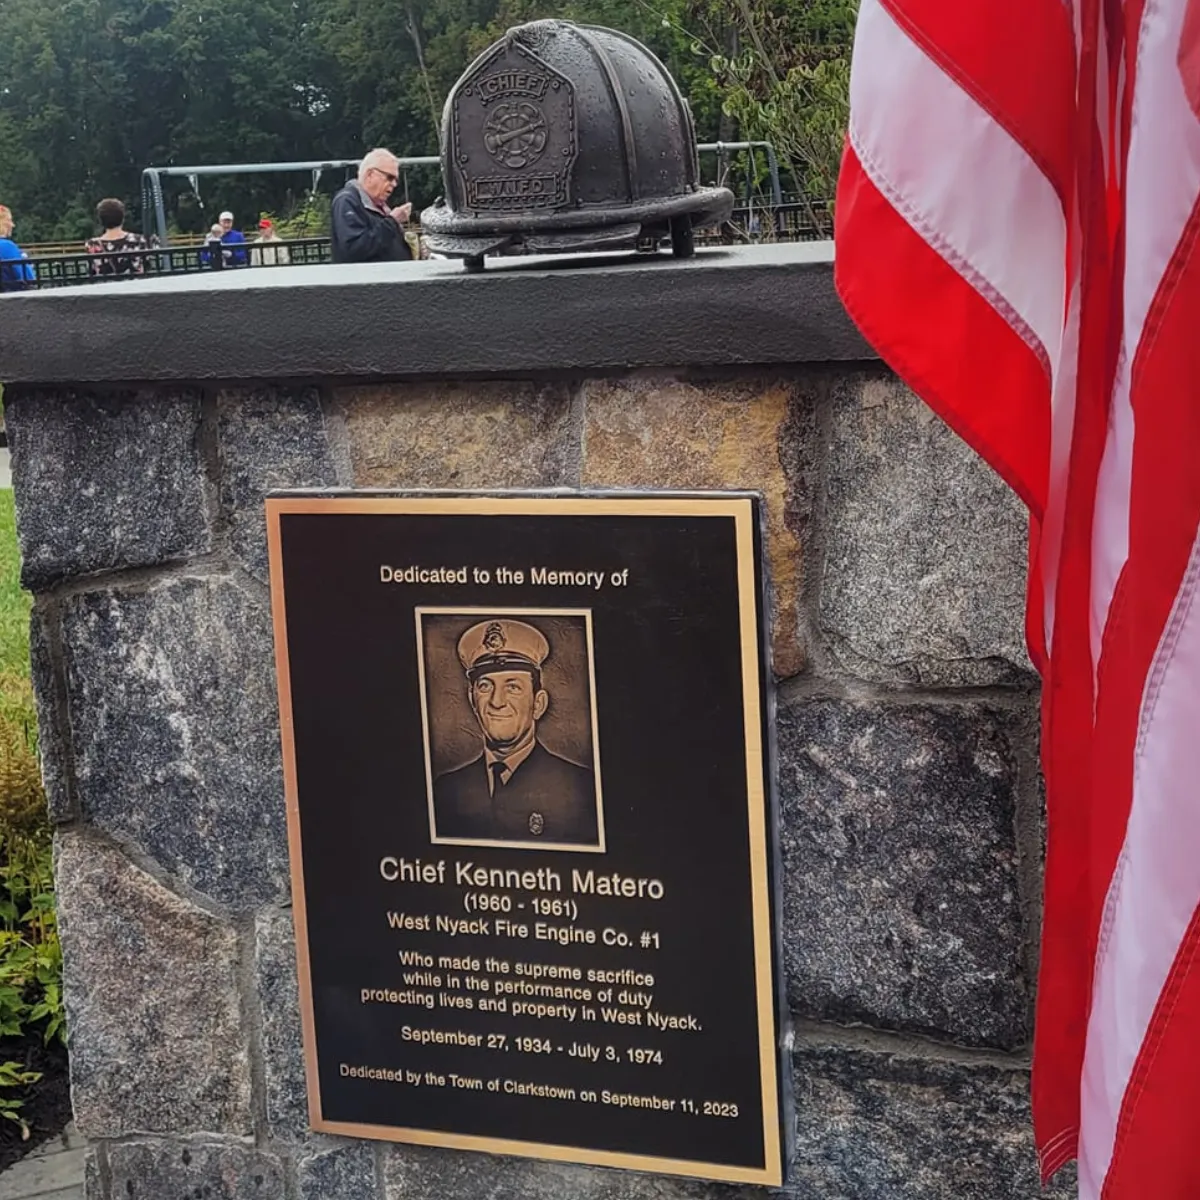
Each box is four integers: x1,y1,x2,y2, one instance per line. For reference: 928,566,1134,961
417,609,605,852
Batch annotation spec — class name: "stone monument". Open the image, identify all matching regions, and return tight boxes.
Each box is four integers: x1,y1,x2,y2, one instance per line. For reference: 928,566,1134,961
0,241,1072,1197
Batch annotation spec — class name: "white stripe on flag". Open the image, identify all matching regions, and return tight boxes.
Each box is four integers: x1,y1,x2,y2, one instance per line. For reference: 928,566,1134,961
1041,271,1081,646
1089,0,1200,664
847,0,1066,370
1079,523,1200,1197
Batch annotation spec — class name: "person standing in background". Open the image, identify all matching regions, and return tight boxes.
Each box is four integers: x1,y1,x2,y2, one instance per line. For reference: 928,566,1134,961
251,218,290,267
218,211,248,266
330,149,413,264
0,205,35,292
200,224,227,269
85,198,148,277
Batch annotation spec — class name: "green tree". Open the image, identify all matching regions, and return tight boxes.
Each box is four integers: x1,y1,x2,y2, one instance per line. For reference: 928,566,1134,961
0,0,347,241
0,0,854,243
708,0,854,205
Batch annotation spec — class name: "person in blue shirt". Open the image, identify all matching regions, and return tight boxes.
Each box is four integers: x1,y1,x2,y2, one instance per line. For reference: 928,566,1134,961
0,205,35,292
218,211,248,266
199,224,228,269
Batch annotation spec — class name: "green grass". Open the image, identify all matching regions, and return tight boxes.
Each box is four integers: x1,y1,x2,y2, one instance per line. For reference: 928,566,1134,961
0,493,35,741
0,493,30,672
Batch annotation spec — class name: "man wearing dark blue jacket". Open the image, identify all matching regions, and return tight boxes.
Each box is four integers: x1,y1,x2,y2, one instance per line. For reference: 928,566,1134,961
218,211,248,266
331,149,413,264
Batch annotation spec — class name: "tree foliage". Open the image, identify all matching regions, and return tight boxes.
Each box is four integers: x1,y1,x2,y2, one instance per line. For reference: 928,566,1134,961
0,0,854,243
707,0,852,200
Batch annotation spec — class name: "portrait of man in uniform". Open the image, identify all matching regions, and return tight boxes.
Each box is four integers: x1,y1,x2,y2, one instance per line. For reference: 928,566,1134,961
417,611,604,851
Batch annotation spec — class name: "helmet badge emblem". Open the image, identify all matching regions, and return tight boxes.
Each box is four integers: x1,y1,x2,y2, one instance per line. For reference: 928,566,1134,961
484,101,549,169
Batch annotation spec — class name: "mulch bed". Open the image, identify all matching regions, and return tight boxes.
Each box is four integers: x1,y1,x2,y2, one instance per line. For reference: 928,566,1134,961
0,1033,70,1172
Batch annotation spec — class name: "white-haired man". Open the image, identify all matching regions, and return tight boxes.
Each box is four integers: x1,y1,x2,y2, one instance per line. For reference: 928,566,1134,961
330,149,414,264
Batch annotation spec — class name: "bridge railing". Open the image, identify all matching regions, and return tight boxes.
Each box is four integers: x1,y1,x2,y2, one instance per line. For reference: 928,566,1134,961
10,238,333,289
8,203,833,290
24,233,209,257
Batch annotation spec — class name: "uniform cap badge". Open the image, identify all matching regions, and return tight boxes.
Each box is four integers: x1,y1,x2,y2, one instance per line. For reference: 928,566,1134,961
528,812,545,835
458,618,550,679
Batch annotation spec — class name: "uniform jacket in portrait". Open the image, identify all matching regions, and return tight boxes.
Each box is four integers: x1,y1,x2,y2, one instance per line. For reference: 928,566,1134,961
433,741,597,844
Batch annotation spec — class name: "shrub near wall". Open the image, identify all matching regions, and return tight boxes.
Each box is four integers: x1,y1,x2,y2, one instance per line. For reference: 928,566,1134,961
0,489,67,1164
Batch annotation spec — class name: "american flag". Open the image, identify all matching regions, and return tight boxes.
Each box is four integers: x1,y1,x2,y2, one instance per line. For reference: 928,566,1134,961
835,0,1200,1195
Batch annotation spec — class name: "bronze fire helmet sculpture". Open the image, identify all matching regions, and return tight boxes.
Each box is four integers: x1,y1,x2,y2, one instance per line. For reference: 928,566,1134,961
420,20,734,270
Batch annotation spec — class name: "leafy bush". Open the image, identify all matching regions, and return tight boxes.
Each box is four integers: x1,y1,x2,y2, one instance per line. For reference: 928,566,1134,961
264,192,334,240
0,1062,42,1138
0,490,63,1140
0,712,62,1139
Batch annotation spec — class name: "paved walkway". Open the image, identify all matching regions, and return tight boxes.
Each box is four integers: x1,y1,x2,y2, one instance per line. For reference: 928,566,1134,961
0,1124,85,1200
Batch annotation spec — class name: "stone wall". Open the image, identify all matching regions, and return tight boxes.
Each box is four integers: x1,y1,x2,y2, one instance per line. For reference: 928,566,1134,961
1,248,1071,1199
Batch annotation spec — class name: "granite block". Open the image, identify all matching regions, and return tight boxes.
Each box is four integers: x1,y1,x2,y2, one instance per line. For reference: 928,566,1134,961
60,575,286,908
819,374,1030,686
106,1141,285,1199
217,386,338,581
335,382,580,489
777,697,1029,1048
581,376,808,677
255,907,308,1140
55,832,251,1138
298,1141,378,1200
6,387,210,589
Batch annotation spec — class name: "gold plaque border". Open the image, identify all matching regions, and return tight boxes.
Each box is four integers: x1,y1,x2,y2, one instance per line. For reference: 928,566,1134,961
265,494,783,1188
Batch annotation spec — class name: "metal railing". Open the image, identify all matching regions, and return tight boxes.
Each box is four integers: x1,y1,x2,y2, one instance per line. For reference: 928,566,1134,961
706,197,834,243
11,238,333,290
25,232,209,257
696,141,784,207
141,158,440,246
5,200,833,291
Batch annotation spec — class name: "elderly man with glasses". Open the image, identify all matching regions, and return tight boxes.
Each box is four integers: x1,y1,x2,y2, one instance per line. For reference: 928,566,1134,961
330,148,415,264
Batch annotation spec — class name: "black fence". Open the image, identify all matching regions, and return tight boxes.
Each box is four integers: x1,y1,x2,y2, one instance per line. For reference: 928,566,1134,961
7,202,832,291
724,197,834,242
15,238,333,290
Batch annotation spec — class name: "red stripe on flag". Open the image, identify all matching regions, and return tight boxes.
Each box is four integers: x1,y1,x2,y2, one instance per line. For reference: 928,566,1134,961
1034,0,1120,1173
834,147,1050,518
879,0,1076,208
1180,0,1200,120
1093,200,1200,1196
1090,197,1200,1015
1034,593,1097,1177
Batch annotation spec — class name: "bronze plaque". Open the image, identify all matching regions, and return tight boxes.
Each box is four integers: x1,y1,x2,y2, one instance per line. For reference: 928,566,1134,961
450,38,577,213
266,493,786,1186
